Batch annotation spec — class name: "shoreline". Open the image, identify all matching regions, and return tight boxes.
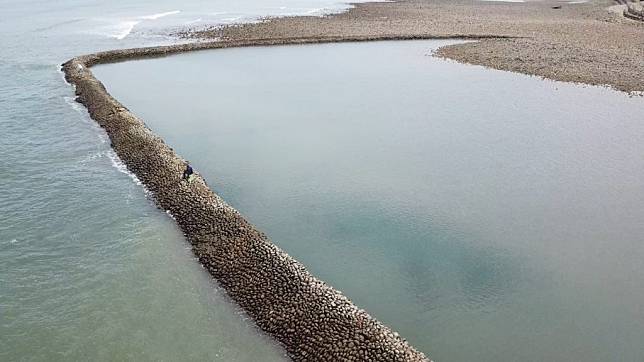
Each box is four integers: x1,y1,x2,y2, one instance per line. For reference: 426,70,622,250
202,0,643,94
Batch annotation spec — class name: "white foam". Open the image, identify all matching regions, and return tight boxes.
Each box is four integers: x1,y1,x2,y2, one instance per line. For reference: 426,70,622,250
140,10,181,20
107,150,146,190
64,96,85,113
111,20,141,40
97,10,181,40
63,94,112,145
304,8,327,16
58,65,72,87
80,151,107,163
165,209,176,220
221,16,243,23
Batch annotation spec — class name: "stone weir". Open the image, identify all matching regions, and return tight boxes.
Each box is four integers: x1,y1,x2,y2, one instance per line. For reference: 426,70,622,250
62,35,500,361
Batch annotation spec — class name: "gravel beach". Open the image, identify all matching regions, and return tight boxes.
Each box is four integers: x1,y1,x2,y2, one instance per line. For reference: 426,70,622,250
193,0,644,93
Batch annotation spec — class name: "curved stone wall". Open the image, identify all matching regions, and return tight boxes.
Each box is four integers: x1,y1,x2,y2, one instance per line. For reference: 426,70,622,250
62,36,498,361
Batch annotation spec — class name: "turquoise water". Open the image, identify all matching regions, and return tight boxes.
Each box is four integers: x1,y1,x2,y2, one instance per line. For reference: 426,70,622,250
93,40,644,361
0,1,369,360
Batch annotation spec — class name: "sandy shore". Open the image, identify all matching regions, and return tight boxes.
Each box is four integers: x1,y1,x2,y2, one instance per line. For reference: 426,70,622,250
191,0,644,93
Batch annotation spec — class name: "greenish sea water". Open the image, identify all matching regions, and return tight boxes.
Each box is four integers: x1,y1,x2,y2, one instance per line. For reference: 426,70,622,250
93,40,644,361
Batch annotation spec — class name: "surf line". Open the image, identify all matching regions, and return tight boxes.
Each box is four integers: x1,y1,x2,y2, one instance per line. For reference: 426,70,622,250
108,10,181,40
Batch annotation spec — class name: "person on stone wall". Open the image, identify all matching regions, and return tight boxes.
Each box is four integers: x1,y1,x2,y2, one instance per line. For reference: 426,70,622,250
182,162,194,181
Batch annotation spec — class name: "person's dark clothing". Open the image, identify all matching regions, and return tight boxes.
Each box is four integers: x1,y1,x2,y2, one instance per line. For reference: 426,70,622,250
182,164,193,180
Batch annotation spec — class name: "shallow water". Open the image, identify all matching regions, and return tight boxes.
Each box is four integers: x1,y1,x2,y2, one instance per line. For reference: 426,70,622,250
94,40,644,361
0,0,371,360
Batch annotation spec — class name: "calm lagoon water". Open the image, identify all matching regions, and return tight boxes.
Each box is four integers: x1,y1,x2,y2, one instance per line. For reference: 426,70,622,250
1,0,371,361
93,40,644,361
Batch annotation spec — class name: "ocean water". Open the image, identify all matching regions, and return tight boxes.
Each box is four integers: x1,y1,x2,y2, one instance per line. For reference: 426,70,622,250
0,0,371,360
93,40,644,361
